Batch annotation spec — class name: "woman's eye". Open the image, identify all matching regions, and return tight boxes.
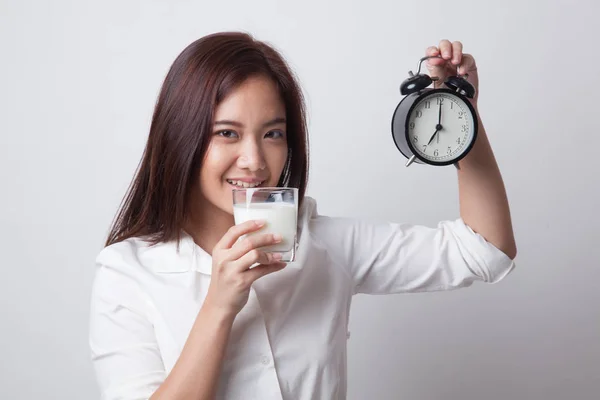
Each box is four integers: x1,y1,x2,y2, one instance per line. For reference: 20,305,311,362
265,130,285,139
216,130,238,139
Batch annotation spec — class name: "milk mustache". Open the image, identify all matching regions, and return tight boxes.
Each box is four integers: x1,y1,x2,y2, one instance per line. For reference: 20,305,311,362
233,202,297,252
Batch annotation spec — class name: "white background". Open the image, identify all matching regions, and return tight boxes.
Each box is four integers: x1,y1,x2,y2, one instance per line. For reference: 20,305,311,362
1,0,599,398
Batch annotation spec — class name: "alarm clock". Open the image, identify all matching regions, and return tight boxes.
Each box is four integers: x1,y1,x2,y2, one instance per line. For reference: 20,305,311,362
391,55,478,167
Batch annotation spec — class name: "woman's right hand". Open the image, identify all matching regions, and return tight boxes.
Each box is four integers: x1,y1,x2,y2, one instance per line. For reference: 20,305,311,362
204,220,287,317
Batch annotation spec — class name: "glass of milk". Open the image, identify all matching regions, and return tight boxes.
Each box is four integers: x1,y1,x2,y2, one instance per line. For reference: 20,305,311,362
232,187,298,262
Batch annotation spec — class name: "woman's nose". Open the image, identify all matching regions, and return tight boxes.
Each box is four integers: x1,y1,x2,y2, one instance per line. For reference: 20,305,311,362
236,140,266,171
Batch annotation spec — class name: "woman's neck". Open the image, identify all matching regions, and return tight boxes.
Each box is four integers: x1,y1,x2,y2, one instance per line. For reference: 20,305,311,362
185,200,235,256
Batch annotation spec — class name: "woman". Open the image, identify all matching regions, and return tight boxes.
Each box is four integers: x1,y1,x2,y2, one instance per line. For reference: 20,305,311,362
89,31,517,399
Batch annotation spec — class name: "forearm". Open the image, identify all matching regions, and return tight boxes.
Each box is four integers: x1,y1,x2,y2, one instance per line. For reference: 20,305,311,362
456,113,517,259
150,303,235,400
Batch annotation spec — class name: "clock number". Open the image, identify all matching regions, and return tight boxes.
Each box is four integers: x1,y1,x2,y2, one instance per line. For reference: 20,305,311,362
456,137,462,145
424,101,431,109
458,111,464,119
409,122,415,129
461,125,467,132
416,110,423,118
413,136,418,143
434,149,439,157
447,146,452,154
451,102,454,110
422,145,427,152
436,97,444,105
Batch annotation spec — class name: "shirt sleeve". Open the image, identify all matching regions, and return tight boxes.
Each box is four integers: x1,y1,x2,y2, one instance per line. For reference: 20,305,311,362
89,262,166,399
309,215,515,294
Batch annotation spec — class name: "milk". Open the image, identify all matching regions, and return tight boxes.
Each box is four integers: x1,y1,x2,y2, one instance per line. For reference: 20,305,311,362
233,202,297,253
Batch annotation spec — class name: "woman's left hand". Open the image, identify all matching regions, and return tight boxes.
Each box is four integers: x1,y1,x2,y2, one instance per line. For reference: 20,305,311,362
425,40,479,104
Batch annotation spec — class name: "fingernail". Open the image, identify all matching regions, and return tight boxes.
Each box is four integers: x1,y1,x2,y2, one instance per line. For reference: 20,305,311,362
255,220,266,227
273,234,282,242
443,52,451,59
272,253,282,260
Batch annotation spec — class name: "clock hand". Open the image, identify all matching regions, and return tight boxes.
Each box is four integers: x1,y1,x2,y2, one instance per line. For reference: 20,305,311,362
427,128,440,145
427,103,444,145
437,102,442,144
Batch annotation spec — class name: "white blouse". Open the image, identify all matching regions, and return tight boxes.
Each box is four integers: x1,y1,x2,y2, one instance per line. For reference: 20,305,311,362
89,196,515,400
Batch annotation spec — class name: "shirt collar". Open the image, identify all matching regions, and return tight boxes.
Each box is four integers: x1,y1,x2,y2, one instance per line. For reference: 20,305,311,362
138,231,212,275
181,231,213,276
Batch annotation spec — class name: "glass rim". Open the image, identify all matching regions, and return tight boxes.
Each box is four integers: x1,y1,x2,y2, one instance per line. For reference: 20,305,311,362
230,186,298,193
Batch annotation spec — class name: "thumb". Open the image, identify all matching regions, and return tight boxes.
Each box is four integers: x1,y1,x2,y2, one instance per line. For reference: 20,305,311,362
246,262,287,282
425,46,447,87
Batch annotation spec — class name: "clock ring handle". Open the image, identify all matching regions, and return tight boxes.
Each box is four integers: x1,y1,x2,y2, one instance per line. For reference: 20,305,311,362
415,55,467,79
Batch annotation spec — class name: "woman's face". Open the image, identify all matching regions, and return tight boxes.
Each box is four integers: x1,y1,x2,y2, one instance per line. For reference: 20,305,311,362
195,75,288,215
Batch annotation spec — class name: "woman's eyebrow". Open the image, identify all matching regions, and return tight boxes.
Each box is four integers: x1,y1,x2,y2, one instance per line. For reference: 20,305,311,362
214,117,286,128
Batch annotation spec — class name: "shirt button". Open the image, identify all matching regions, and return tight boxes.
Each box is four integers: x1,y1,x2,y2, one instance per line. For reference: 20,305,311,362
347,331,351,339
261,356,271,365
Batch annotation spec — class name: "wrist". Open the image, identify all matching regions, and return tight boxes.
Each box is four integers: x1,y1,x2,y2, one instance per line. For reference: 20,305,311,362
202,297,238,324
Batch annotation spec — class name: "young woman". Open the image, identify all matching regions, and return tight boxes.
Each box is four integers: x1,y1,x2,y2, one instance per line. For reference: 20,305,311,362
89,31,517,400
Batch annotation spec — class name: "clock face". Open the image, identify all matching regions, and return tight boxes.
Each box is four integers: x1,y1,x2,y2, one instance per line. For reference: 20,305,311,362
407,91,476,163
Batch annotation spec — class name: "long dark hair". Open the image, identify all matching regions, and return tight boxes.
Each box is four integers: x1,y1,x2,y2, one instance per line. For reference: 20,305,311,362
105,32,309,247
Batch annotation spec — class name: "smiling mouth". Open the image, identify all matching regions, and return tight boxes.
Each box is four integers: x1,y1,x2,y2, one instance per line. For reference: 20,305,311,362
226,179,266,188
